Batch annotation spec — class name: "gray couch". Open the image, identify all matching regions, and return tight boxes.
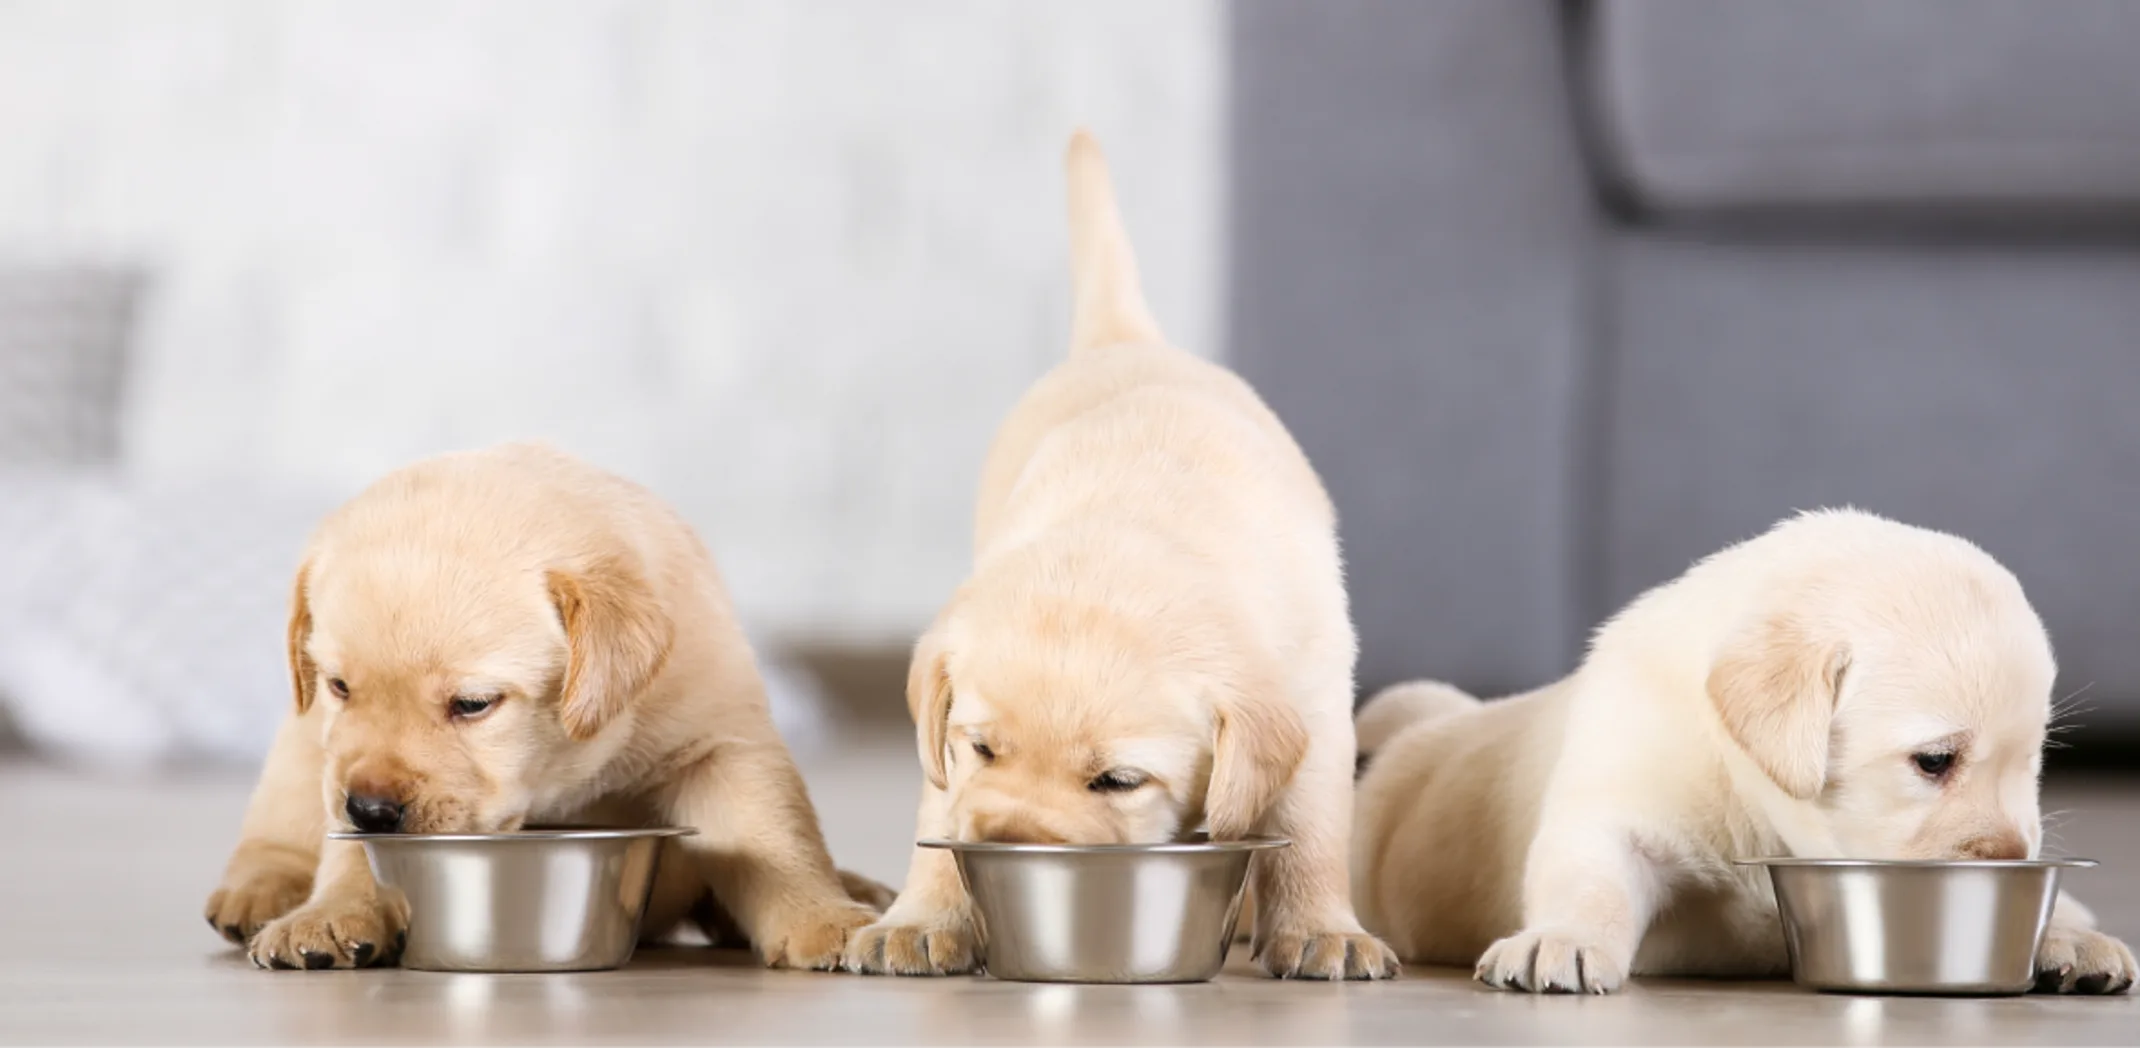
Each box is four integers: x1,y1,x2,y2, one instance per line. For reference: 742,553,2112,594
1230,1,2140,728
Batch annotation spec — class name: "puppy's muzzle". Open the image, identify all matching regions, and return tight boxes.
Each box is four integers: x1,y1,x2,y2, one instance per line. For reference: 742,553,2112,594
1956,832,2031,861
965,810,1071,845
345,793,407,833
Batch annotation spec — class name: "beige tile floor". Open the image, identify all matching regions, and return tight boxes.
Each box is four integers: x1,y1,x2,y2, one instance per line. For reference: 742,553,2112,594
5,735,2138,1045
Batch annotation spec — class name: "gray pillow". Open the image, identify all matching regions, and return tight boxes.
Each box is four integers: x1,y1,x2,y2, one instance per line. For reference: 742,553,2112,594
0,266,143,466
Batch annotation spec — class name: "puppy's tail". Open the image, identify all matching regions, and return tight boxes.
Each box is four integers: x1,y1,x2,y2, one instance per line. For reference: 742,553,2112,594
1355,680,1480,769
1066,129,1165,353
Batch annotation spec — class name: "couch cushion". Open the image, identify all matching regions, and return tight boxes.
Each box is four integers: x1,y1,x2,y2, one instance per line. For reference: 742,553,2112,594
1586,0,2140,213
1602,235,2140,716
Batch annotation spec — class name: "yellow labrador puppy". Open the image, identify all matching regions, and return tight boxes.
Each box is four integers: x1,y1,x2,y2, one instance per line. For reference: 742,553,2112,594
843,132,1395,981
204,443,886,970
1354,509,2134,994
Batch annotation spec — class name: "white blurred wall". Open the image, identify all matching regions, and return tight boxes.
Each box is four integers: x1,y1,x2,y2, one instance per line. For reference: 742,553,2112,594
0,1,1224,645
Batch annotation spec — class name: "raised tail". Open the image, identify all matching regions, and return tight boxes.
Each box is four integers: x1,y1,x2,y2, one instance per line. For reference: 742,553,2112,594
1065,129,1165,352
1355,680,1480,770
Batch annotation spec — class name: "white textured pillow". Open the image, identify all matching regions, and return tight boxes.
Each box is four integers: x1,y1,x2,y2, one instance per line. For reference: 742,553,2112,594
0,474,831,769
0,475,333,767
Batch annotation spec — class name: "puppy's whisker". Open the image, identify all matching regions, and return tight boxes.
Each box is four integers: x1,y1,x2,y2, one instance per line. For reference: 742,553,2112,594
2055,680,2096,701
2049,683,2096,727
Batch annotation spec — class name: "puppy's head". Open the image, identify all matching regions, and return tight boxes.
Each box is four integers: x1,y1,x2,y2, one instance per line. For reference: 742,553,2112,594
290,545,671,834
910,578,1306,846
1706,514,2053,861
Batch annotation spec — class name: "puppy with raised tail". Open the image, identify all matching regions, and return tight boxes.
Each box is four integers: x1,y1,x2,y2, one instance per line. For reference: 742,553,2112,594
844,131,1396,980
1354,509,2133,994
204,443,889,970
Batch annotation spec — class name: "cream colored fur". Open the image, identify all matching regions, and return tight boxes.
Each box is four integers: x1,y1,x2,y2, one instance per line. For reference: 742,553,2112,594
1354,509,2134,994
843,131,1395,980
204,443,890,971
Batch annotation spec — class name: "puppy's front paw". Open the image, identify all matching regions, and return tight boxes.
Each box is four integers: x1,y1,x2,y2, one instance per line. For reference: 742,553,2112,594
1254,928,1400,980
842,912,980,976
759,902,878,971
2034,925,2136,995
1476,928,1627,994
204,856,312,946
248,895,404,971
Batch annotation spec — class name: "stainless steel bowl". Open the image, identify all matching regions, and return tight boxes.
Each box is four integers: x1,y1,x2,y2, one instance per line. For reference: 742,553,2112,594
922,834,1288,983
329,827,695,972
1742,857,2095,995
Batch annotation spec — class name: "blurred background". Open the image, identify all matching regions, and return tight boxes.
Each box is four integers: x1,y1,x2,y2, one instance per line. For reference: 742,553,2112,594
0,0,1223,766
1,0,2137,776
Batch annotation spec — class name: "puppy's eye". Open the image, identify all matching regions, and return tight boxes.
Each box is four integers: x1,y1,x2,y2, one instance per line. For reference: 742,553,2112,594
971,741,996,763
449,696,497,720
327,677,349,699
1912,751,1956,778
1088,769,1148,793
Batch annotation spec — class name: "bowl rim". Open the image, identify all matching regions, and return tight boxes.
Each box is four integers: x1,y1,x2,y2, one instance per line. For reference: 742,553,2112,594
917,834,1289,855
326,826,698,844
1734,856,2096,869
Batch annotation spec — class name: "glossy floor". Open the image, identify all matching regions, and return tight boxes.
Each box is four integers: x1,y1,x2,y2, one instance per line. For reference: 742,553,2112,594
5,738,2136,1045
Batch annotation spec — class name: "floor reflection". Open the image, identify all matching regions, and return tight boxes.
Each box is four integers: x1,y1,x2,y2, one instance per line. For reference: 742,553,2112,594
900,964,1372,1044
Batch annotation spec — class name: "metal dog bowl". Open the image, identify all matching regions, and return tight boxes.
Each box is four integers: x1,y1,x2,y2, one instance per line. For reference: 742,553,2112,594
1741,857,2094,995
922,834,1287,983
329,826,695,972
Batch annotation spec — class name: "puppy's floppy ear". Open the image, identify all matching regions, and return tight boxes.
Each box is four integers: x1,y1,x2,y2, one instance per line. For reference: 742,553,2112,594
548,558,674,741
1706,611,1850,800
1205,687,1309,840
907,624,955,791
287,562,317,713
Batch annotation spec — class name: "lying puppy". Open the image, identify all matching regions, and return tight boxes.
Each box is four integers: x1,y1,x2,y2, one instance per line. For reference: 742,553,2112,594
204,442,887,969
842,132,1394,981
1354,508,2134,994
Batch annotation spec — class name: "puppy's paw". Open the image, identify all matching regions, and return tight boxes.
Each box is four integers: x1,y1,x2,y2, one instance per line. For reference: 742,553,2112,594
1476,928,1627,994
2034,925,2137,995
248,895,404,971
838,869,899,914
1254,928,1400,980
842,912,981,976
204,858,312,946
758,902,879,971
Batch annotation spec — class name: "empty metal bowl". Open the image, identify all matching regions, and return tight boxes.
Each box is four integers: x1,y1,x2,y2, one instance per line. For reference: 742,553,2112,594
1742,857,2095,995
922,834,1287,983
329,826,695,972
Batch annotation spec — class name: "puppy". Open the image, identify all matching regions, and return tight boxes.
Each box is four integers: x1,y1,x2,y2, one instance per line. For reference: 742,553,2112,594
1354,508,2135,994
842,132,1395,981
203,442,887,970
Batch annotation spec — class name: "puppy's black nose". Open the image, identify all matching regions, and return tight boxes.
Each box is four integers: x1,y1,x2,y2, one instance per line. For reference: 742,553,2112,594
345,793,406,833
